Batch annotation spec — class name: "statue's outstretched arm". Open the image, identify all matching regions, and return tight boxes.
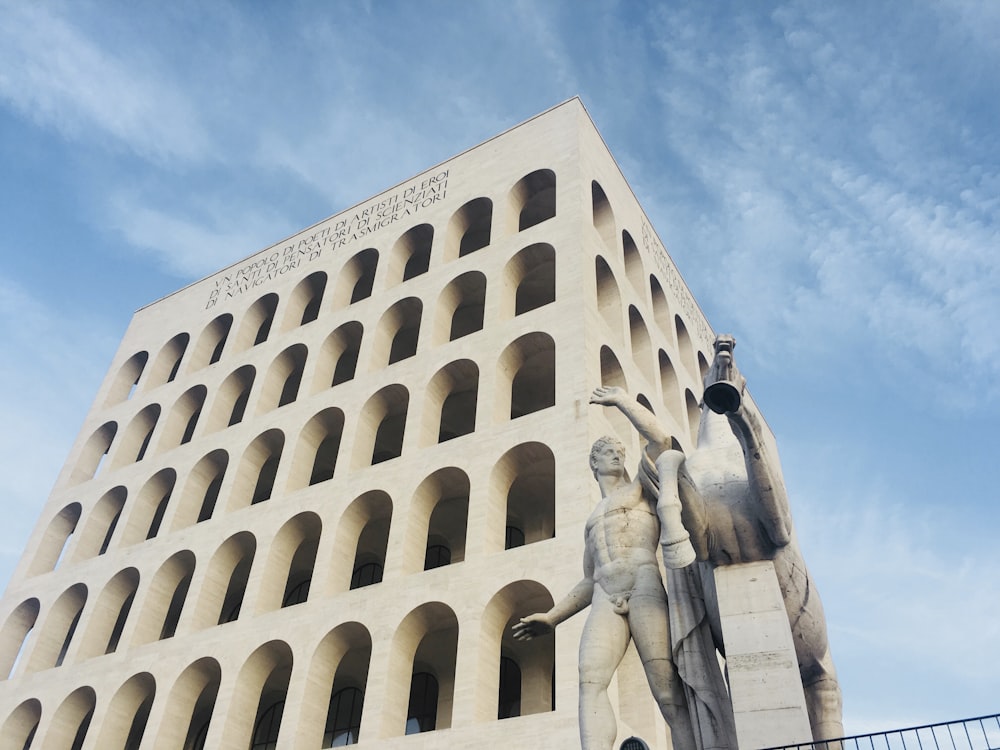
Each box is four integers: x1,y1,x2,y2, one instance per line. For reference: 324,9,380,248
590,385,671,458
513,539,595,640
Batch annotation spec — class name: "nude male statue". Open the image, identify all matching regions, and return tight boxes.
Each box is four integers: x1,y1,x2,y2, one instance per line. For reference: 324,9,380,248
512,390,709,750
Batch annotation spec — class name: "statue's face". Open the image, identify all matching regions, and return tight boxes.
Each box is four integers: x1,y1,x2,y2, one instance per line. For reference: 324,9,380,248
591,441,625,478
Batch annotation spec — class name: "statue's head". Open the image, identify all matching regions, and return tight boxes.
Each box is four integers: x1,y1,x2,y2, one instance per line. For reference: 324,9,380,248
590,435,626,479
703,334,745,414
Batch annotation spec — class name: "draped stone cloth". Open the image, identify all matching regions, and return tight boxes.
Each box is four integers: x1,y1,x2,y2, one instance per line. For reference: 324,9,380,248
639,452,738,750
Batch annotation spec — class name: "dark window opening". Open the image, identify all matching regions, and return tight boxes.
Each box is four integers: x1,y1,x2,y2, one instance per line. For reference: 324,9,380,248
405,672,439,735
277,369,302,407
250,700,284,750
505,525,525,550
350,562,383,590
105,591,135,654
309,434,341,485
498,657,522,719
146,490,172,540
332,349,358,386
197,473,224,523
424,544,451,570
181,407,201,444
159,573,192,640
251,456,280,505
229,386,251,426
388,325,419,364
324,687,363,747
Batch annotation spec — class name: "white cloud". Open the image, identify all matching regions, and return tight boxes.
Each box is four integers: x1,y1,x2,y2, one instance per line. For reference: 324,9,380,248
0,2,211,163
106,191,299,280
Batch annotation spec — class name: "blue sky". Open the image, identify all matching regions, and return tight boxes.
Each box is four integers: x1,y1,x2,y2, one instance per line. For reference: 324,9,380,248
1,0,998,734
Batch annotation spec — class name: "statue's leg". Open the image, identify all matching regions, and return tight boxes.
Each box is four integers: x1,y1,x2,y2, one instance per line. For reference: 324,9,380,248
628,592,697,750
579,598,630,750
780,560,844,742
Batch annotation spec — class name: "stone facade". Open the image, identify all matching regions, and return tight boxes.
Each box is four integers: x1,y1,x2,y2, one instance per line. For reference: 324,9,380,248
0,98,726,749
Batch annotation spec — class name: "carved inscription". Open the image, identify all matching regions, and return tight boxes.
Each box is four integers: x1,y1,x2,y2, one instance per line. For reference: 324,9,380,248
205,170,449,309
641,221,714,349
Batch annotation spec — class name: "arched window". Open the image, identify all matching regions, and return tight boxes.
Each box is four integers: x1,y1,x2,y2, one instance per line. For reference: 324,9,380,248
424,544,451,570
433,271,486,344
389,223,434,285
405,672,439,734
1,698,41,749
332,248,378,308
47,687,95,750
0,599,39,679
373,297,422,367
504,242,555,317
229,430,284,510
72,421,117,484
149,333,190,386
685,389,701,447
161,386,207,448
314,322,363,392
92,672,155,749
110,404,161,469
282,271,327,330
496,333,555,421
387,602,458,737
591,181,616,248
28,503,81,575
649,276,673,339
190,314,233,369
257,345,307,413
185,532,257,629
117,469,175,546
421,360,478,446
206,365,255,431
491,443,555,552
622,231,645,295
26,583,86,672
284,408,345,489
674,315,698,379
343,493,392,591
105,351,148,406
157,658,220,750
629,307,655,384
353,385,409,467
131,551,195,645
446,197,492,260
75,568,138,659
659,350,683,427
596,256,623,342
70,486,126,559
510,169,556,232
324,687,363,747
482,581,556,720
233,294,279,352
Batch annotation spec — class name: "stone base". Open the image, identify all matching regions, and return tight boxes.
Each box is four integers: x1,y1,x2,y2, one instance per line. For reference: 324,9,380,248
715,561,812,749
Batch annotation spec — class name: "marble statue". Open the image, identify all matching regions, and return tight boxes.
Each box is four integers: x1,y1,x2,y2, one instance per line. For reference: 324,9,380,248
645,335,844,742
513,395,736,750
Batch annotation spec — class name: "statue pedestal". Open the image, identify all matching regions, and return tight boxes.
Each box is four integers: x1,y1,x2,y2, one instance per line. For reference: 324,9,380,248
715,561,812,750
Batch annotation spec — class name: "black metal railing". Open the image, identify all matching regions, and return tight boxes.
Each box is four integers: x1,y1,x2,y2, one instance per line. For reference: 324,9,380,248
761,714,1000,750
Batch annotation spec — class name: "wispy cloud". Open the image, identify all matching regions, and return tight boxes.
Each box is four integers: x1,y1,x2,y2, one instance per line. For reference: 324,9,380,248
0,3,212,164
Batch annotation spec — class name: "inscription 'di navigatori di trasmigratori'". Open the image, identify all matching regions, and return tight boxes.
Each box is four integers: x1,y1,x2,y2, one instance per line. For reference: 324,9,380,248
205,170,449,309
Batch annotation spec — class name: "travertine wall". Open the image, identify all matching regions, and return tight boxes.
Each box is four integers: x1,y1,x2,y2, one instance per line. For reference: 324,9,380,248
0,99,721,750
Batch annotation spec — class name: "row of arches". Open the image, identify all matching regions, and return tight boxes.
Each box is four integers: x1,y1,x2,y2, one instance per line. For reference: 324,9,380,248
104,169,557,409
3,581,556,748
74,324,557,487
591,179,711,383
6,450,556,678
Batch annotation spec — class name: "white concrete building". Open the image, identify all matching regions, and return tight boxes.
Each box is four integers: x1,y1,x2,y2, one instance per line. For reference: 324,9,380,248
0,98,724,749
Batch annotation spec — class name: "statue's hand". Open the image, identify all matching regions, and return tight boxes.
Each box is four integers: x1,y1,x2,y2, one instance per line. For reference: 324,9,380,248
512,613,554,641
589,385,625,407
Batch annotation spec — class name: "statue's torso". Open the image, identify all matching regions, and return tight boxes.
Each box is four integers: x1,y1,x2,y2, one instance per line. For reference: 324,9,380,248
586,478,663,598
